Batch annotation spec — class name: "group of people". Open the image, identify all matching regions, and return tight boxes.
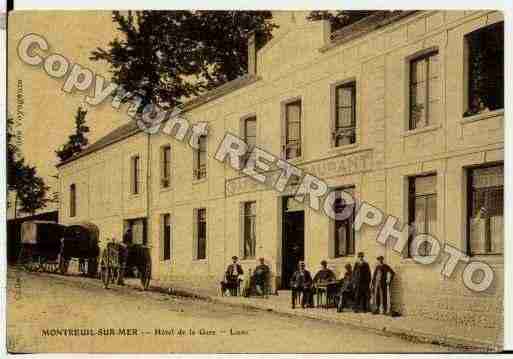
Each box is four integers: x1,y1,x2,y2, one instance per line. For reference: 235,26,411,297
222,256,270,297
289,252,395,315
222,252,395,315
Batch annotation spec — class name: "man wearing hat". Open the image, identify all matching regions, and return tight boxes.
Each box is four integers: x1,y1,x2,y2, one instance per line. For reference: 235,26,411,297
371,255,395,315
352,251,371,312
290,261,313,309
253,257,271,296
225,256,244,296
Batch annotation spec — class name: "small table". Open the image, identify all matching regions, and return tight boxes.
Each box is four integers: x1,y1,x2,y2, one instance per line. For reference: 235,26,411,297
314,281,340,309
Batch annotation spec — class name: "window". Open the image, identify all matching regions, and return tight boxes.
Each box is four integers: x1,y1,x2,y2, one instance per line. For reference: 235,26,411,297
161,214,171,261
242,116,257,165
196,208,207,260
194,136,207,180
468,164,503,255
131,155,141,194
242,201,256,259
284,100,302,159
409,51,440,129
333,187,355,257
160,145,171,188
69,184,76,218
465,22,504,116
408,174,437,257
333,82,356,146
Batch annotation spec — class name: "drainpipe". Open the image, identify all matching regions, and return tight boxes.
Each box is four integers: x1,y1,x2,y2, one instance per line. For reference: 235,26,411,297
146,132,152,249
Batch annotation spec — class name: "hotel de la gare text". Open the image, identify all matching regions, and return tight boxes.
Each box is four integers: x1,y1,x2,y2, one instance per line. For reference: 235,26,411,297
57,11,504,330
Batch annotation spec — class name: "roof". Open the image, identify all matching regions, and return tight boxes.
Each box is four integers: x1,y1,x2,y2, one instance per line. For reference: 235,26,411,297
57,74,260,168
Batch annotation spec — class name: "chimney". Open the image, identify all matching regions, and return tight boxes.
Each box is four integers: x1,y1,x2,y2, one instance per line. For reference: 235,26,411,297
247,31,257,75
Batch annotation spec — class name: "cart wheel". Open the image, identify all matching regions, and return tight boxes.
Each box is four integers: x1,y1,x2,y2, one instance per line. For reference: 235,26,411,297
59,257,69,275
141,263,151,291
101,265,110,289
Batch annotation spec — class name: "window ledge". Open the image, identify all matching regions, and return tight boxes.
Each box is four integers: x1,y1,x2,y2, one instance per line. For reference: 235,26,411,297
283,156,303,165
402,124,441,137
192,177,208,185
328,142,359,154
192,259,208,263
160,186,173,193
461,109,504,124
128,193,142,199
469,254,503,265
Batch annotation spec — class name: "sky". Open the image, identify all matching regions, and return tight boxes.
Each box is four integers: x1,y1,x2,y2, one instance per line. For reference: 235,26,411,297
6,10,303,218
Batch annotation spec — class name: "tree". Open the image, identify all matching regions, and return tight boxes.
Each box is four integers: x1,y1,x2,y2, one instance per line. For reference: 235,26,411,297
55,106,90,162
90,11,277,108
307,11,379,32
7,116,50,216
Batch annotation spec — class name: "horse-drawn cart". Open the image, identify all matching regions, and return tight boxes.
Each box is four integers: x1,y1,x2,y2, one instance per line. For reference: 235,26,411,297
100,241,151,290
18,221,67,272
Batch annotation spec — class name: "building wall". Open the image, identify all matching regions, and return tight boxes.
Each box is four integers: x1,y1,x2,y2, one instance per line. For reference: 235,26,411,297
58,10,504,328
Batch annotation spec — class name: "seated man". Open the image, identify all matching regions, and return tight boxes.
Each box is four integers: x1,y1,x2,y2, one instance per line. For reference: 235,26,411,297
313,260,336,307
253,257,270,297
224,256,244,296
290,261,313,309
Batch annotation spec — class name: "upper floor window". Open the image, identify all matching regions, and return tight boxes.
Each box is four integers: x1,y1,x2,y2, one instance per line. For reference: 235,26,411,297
408,174,437,257
160,145,171,188
333,187,355,257
69,184,76,218
468,164,503,255
131,155,141,194
242,201,256,259
194,136,207,180
196,208,207,260
284,100,302,160
333,82,356,146
242,116,257,165
409,51,440,130
464,22,504,117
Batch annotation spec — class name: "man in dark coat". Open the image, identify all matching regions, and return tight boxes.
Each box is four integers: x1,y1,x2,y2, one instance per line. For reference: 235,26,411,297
290,261,313,309
253,257,270,296
371,255,395,315
225,256,244,296
123,228,133,245
352,251,371,312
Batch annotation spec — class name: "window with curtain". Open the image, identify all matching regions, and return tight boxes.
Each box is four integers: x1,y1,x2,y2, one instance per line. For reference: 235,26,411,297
333,187,355,257
468,164,503,255
242,201,256,259
334,82,356,146
465,22,504,116
131,155,141,194
161,145,171,188
196,208,207,260
408,174,437,257
284,101,301,159
194,136,207,180
409,51,440,129
243,117,257,166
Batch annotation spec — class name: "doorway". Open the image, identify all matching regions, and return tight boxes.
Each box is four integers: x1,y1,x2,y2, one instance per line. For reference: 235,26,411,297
281,196,305,289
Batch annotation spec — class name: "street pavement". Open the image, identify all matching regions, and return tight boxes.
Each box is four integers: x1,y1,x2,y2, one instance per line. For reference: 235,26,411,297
6,268,456,353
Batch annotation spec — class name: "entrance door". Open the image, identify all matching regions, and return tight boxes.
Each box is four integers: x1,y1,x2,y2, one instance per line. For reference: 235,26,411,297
281,197,305,289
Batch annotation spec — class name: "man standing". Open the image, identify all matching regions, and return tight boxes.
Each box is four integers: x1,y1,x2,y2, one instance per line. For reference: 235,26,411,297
371,255,395,315
225,256,244,296
253,257,271,297
352,252,371,313
123,227,133,245
290,261,313,309
313,260,336,307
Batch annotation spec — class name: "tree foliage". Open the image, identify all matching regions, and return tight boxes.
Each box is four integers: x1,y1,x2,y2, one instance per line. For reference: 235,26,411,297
90,11,277,107
7,116,49,215
55,106,90,162
307,11,378,32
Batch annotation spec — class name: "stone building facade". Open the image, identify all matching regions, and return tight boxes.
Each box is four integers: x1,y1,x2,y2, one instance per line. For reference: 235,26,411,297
58,11,504,330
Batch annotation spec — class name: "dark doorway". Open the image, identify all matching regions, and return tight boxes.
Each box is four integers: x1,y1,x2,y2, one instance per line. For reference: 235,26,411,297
281,197,305,289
